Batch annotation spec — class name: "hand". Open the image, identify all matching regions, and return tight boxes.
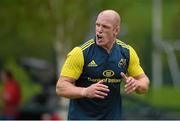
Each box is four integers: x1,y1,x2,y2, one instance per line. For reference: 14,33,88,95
121,72,139,94
82,80,110,99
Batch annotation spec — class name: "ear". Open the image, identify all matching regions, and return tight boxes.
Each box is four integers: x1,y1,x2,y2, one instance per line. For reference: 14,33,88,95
114,25,120,36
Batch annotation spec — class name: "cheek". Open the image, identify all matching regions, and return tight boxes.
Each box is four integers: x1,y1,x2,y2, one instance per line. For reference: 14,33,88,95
105,32,113,38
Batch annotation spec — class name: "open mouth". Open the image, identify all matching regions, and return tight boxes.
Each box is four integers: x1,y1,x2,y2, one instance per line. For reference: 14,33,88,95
97,35,103,40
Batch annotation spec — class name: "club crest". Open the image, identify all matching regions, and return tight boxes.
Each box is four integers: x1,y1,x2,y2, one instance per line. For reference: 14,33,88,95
118,58,127,68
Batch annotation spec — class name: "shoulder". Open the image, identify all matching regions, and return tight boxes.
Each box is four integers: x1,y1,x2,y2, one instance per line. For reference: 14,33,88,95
116,39,130,59
80,39,95,51
116,39,129,50
67,39,95,60
116,39,138,55
68,47,83,56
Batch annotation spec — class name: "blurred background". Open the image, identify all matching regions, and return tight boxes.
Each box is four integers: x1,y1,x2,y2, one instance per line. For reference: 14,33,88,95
0,0,179,120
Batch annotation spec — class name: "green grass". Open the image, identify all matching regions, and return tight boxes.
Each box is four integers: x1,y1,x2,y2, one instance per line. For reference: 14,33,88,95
132,86,180,114
149,86,180,110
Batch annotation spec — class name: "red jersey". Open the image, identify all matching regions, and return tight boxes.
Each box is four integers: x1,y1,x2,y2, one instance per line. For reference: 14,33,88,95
2,79,21,116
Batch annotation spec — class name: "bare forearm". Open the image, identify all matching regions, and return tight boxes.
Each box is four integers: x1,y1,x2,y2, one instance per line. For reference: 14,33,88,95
56,78,110,99
56,79,85,99
135,76,149,94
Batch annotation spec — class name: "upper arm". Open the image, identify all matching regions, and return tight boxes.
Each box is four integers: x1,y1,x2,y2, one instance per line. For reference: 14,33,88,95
59,76,76,83
127,46,144,77
134,73,147,80
56,76,76,88
60,47,84,80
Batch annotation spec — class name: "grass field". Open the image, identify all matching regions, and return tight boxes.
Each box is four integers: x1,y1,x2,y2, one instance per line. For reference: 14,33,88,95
149,86,180,111
133,86,180,114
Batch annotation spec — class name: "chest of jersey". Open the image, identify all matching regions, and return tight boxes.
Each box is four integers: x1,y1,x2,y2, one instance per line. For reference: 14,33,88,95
80,43,129,85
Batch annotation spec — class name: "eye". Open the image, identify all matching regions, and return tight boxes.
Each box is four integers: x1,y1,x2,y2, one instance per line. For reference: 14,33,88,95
96,23,100,27
102,25,110,29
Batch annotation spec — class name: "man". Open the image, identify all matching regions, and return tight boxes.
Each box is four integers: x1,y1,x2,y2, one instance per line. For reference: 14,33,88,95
0,69,21,120
56,10,149,120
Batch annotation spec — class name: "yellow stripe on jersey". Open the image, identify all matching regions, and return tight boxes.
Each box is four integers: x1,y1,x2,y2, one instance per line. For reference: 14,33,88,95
60,47,84,80
82,42,95,50
116,39,129,49
81,39,94,50
128,46,144,77
82,41,95,50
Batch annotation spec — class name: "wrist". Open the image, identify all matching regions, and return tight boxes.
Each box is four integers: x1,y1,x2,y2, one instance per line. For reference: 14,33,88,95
81,88,87,97
135,80,141,92
135,79,147,94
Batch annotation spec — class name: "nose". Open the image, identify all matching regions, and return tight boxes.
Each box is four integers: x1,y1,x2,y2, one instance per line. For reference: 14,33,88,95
96,25,103,33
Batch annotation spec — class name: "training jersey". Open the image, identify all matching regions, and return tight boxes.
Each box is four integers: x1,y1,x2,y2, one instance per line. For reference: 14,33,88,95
61,38,144,120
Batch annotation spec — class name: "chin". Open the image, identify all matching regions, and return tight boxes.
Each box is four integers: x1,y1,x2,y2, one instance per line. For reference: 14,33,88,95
96,40,104,46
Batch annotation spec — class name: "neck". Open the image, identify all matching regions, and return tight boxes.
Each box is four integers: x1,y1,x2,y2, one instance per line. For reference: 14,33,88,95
102,40,116,53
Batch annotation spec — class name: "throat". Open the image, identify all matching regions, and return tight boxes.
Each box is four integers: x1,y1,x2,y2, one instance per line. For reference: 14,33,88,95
102,41,116,54
105,48,111,54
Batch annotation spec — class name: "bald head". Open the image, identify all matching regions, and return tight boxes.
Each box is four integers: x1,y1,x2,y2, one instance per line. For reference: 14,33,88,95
98,10,121,27
95,10,121,51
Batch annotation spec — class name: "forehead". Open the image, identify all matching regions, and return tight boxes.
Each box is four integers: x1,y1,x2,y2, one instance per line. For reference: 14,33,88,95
96,13,115,26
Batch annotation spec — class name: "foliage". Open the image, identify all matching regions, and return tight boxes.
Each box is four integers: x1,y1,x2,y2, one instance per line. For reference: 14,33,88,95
0,0,179,63
0,0,99,62
163,0,180,40
0,0,54,61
